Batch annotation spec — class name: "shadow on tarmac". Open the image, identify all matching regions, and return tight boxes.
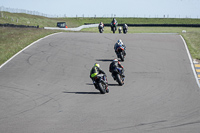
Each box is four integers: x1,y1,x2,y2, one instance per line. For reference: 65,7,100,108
96,59,113,62
63,91,100,94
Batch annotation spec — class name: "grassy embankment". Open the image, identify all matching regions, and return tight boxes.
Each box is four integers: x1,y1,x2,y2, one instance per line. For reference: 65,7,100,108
0,11,200,65
0,28,59,65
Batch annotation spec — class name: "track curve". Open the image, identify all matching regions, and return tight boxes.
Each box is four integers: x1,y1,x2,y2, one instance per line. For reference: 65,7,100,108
0,33,200,133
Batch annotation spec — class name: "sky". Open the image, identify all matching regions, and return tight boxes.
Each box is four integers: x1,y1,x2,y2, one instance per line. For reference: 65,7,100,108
1,0,200,18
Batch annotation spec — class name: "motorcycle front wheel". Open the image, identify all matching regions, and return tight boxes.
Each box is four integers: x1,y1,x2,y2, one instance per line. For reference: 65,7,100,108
98,82,106,94
113,27,116,33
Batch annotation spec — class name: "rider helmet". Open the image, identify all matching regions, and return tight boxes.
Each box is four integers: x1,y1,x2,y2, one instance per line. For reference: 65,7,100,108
94,63,100,68
117,39,122,44
113,59,118,62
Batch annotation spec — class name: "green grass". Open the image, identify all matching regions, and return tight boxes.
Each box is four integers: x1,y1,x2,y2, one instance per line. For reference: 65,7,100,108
0,11,83,28
182,32,200,60
82,17,200,25
1,11,200,28
1,11,200,65
81,26,200,33
0,27,58,65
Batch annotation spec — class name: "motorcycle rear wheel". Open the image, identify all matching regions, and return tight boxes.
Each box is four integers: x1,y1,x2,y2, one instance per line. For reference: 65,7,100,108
116,74,124,86
120,52,124,61
99,29,103,33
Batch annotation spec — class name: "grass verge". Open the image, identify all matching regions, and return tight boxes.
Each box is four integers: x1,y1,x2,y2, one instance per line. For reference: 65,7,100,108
1,11,200,28
182,32,200,60
0,27,59,65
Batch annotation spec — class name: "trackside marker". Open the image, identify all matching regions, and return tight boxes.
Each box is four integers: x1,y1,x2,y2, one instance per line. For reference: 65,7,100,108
180,35,200,88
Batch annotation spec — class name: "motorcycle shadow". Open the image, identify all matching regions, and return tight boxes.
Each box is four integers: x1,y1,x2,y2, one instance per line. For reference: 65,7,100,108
63,91,100,94
62,83,106,94
96,59,113,62
96,59,124,62
108,83,120,86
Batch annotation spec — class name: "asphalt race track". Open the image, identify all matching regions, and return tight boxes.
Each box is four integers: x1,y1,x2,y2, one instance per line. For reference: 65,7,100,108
0,33,200,133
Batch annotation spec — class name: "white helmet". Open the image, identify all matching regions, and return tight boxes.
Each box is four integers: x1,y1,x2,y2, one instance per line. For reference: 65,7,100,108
117,39,122,44
113,59,118,62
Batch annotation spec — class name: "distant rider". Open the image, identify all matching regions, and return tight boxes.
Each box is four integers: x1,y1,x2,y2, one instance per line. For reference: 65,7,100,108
99,22,104,29
111,18,118,31
123,24,128,33
111,18,118,25
109,59,125,77
90,63,109,92
118,27,122,34
114,39,126,56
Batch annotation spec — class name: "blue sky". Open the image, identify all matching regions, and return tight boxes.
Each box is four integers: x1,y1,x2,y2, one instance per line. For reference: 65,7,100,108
1,0,200,18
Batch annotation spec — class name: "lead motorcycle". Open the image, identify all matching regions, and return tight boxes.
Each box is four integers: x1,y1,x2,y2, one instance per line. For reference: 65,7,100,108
111,22,117,33
111,67,125,86
116,45,126,61
93,74,109,94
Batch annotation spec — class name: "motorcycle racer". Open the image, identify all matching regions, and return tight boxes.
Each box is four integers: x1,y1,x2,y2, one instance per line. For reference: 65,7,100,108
111,18,118,32
111,18,118,26
98,22,104,28
98,22,104,33
90,63,109,92
109,59,125,78
123,24,128,34
114,39,126,56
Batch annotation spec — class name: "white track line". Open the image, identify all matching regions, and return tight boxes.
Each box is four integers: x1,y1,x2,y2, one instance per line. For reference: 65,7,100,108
180,35,200,88
44,24,99,31
0,32,62,69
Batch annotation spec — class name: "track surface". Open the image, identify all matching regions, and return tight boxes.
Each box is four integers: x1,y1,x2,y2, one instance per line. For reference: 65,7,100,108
0,33,200,133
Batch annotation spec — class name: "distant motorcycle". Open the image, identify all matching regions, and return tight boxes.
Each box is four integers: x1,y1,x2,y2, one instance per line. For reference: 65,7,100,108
93,74,109,94
98,24,104,33
111,22,117,33
123,24,128,34
116,45,126,61
111,67,125,86
118,27,122,34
